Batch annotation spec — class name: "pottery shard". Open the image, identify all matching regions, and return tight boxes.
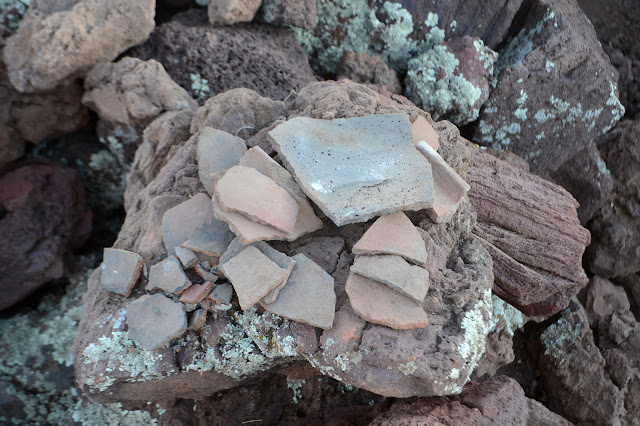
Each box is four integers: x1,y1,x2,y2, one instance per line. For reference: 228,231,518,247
467,148,591,316
147,256,191,294
261,254,336,329
196,127,247,195
416,141,470,224
175,246,199,269
268,114,434,226
353,212,428,266
208,0,262,26
220,237,296,304
411,116,440,150
346,272,428,330
189,309,207,330
179,281,214,304
161,193,214,256
220,246,289,310
351,255,429,305
3,0,156,93
195,264,219,283
181,218,234,257
210,283,233,304
126,294,187,351
100,248,145,297
215,166,299,233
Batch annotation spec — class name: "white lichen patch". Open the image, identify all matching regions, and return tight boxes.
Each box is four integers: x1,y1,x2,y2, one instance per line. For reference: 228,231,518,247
396,361,418,376
334,351,363,372
540,312,583,363
71,401,158,426
603,80,625,134
286,378,305,403
545,60,555,72
190,73,210,101
491,294,524,336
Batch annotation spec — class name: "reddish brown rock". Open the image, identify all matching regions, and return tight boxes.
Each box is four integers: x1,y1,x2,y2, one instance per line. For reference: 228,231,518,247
467,148,591,316
0,161,91,310
336,50,402,94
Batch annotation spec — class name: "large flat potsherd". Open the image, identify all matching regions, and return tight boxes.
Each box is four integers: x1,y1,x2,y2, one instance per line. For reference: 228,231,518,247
261,254,336,329
161,193,213,256
100,248,145,296
147,256,191,294
351,255,429,304
353,212,428,265
215,165,299,233
181,218,234,257
346,272,428,330
196,127,247,195
126,294,187,350
220,246,289,310
268,113,434,226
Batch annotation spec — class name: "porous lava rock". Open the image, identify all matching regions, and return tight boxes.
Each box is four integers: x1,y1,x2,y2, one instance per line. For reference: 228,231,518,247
0,161,91,310
82,57,197,166
585,118,640,278
467,148,591,316
130,10,317,102
73,81,497,402
3,0,156,92
475,0,625,177
336,51,402,94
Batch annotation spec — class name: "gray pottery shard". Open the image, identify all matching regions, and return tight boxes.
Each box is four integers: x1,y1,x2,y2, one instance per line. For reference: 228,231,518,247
268,113,434,226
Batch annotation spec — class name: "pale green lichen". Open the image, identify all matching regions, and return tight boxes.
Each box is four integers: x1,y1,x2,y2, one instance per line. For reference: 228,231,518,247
396,361,418,376
603,80,625,134
71,402,158,426
0,0,29,31
545,60,555,72
540,312,583,362
190,73,210,101
491,295,524,336
334,351,363,372
286,378,305,403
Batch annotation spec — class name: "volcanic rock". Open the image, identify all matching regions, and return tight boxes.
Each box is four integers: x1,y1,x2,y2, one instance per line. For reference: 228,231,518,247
195,127,247,195
99,248,145,297
258,0,316,29
215,166,299,233
0,161,91,310
261,254,336,329
336,51,401,94
126,294,188,351
467,148,591,316
161,193,214,256
352,212,428,266
208,0,261,26
351,255,429,304
268,113,434,225
131,10,316,102
147,256,191,294
3,0,156,92
220,246,289,310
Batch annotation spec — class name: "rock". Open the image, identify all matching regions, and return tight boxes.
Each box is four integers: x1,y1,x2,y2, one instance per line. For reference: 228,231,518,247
268,114,434,226
258,0,316,29
550,141,613,225
83,57,197,129
336,51,402,94
585,276,630,325
411,115,439,150
209,283,233,304
346,272,429,330
179,281,214,304
467,148,591,316
261,254,336,329
219,237,295,304
190,88,286,139
126,294,188,351
352,212,428,266
416,140,470,223
208,0,261,25
220,246,289,310
195,127,247,195
3,0,156,92
526,398,573,426
131,11,317,102
180,218,234,258
0,161,91,310
161,193,213,256
99,248,145,296
351,255,429,304
189,309,207,331
147,256,191,294
475,0,624,177
585,118,640,278
175,246,199,268
215,165,299,233
406,35,497,125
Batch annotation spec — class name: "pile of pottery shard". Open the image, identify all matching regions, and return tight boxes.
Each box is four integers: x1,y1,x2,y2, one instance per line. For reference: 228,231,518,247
98,111,470,350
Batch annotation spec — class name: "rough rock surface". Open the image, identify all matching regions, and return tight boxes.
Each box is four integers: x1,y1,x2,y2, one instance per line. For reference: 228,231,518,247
258,0,317,29
207,0,261,25
3,0,156,92
0,161,91,310
74,81,493,402
467,148,591,316
82,57,197,165
585,118,640,278
131,10,317,102
336,51,402,94
475,0,625,177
